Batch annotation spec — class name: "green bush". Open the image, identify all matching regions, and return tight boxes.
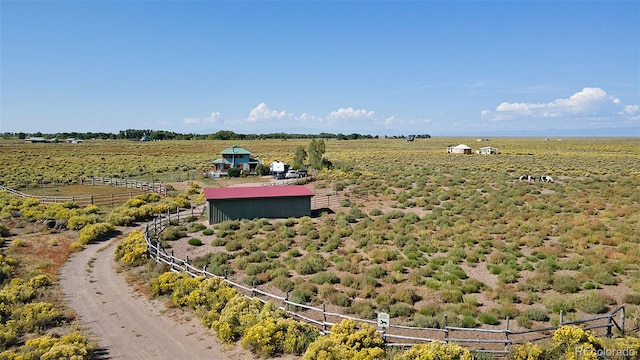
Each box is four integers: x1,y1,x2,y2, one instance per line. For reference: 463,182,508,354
525,308,549,322
623,293,640,305
369,208,383,216
227,168,241,177
478,312,499,325
272,276,295,293
516,315,533,329
187,222,207,233
160,226,187,241
552,274,581,294
202,228,214,236
309,271,340,285
349,301,376,319
188,238,203,246
389,302,414,317
295,254,325,275
573,291,609,314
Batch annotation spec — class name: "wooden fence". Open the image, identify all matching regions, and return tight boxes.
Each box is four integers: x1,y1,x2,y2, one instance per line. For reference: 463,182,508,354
0,177,166,207
143,208,626,356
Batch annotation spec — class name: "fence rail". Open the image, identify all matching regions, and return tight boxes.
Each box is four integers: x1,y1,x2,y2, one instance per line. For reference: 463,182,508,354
0,177,167,206
142,208,626,356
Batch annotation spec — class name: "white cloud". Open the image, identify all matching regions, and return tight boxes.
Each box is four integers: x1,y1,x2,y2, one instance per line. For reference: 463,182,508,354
247,103,287,122
296,112,323,123
481,87,637,122
327,107,375,120
183,117,200,124
620,105,639,116
204,112,220,124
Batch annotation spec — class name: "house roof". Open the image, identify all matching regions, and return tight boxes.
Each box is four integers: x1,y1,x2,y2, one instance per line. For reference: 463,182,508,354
220,145,251,155
454,144,471,149
204,185,314,200
212,159,232,165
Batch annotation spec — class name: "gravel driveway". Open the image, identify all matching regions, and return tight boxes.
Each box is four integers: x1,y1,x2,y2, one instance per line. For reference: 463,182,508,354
59,235,245,359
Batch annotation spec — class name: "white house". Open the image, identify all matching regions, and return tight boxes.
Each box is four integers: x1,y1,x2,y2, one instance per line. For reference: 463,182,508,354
476,146,499,155
447,144,472,154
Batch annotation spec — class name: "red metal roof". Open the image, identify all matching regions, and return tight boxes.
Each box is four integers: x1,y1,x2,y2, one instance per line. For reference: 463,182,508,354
204,185,314,200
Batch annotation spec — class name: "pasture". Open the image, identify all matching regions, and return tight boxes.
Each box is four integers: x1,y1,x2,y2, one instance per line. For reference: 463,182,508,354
1,136,639,338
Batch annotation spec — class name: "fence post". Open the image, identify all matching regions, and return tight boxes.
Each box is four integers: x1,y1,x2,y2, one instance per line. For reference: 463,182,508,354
560,310,564,325
155,241,160,262
444,314,449,343
621,306,625,336
505,317,510,352
252,280,256,299
285,292,289,312
167,209,171,224
322,304,327,333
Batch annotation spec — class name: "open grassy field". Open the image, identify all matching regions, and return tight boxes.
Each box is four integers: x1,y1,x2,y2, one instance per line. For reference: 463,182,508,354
1,137,639,357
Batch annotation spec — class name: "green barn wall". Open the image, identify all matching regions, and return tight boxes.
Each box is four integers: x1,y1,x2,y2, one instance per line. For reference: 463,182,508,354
207,196,311,224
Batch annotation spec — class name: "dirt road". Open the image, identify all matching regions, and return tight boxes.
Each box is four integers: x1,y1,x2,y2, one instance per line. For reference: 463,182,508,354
60,235,250,359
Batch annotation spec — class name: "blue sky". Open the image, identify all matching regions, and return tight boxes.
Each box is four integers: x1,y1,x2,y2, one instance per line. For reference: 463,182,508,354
1,1,638,136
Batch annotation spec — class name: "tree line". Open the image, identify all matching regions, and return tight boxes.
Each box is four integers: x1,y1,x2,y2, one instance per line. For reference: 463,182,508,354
3,130,430,141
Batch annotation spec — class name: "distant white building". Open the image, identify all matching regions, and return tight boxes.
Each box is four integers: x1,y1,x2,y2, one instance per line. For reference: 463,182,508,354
447,144,472,154
476,146,499,155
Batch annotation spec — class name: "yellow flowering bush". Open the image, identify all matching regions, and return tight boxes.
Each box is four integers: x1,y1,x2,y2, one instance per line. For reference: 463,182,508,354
211,295,262,343
114,231,148,266
242,316,319,357
509,342,544,360
18,302,60,332
0,320,18,351
78,222,115,245
301,319,385,360
394,341,473,360
149,271,181,296
171,276,206,307
2,331,94,359
549,325,602,360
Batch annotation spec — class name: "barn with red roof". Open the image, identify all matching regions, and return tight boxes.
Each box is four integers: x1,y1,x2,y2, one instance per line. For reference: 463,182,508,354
203,185,314,224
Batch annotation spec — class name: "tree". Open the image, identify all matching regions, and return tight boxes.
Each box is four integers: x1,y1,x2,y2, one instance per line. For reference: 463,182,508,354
307,139,326,170
255,164,269,176
293,146,307,169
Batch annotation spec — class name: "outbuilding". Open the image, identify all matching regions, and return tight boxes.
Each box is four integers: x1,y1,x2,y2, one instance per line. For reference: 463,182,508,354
204,185,314,224
476,146,499,155
447,144,472,154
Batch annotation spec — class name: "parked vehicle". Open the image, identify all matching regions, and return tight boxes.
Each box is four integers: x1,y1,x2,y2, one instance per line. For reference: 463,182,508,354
285,169,298,179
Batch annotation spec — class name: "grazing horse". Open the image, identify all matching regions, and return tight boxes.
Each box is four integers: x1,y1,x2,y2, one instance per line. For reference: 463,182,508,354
519,175,534,181
540,175,554,183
